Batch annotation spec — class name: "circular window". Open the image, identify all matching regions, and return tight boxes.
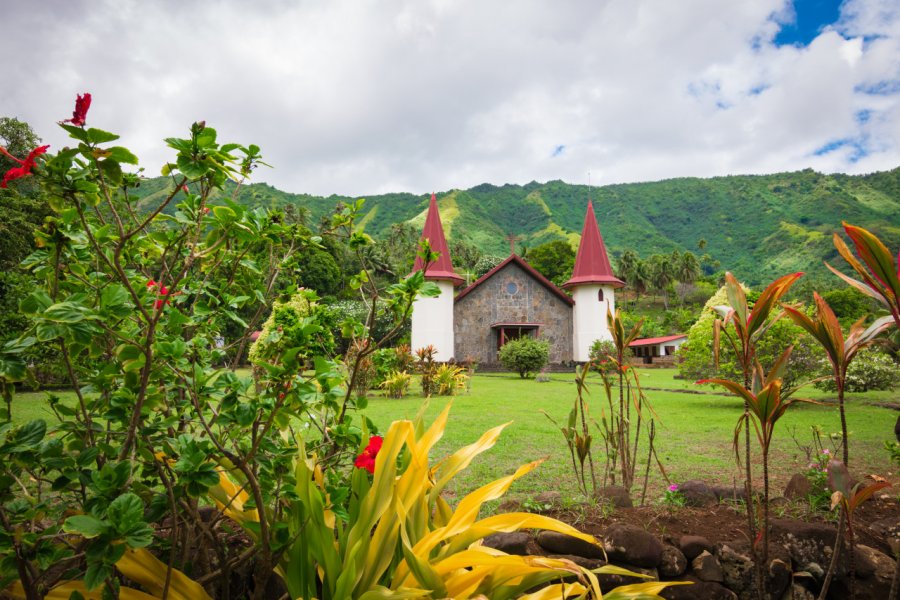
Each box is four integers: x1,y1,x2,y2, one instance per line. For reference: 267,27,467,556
506,282,519,294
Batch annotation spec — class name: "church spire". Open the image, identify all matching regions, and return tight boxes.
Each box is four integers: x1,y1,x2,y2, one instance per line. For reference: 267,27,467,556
563,200,624,289
412,193,464,286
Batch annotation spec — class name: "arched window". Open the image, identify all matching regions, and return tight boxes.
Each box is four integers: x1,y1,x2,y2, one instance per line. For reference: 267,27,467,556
598,289,604,302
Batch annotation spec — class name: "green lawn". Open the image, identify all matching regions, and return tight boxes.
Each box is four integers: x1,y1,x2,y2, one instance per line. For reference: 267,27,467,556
9,369,897,506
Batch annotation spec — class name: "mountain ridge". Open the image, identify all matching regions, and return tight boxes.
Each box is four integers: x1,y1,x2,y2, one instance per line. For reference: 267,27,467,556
131,166,900,286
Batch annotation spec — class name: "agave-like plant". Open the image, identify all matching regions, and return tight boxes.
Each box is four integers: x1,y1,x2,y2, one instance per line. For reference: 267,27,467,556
212,403,690,599
827,222,900,330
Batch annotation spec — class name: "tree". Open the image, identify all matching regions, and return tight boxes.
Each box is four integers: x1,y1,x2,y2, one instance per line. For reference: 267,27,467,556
526,239,576,286
649,254,675,309
474,254,505,278
615,249,639,302
677,251,701,301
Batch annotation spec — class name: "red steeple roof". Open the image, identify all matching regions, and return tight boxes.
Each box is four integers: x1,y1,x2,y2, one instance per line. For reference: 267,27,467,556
411,193,464,286
563,200,624,289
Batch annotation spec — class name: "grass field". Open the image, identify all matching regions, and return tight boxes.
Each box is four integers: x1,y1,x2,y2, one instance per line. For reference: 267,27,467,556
9,368,898,506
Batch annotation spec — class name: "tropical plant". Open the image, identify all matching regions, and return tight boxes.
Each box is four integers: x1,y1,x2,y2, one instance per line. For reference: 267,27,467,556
379,369,411,398
783,292,893,464
498,337,550,378
701,352,815,584
707,271,802,600
213,403,687,599
415,344,439,396
827,222,900,330
433,363,468,396
588,338,620,375
818,460,892,599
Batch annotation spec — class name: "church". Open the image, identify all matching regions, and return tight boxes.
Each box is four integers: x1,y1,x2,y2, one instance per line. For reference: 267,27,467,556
410,194,624,367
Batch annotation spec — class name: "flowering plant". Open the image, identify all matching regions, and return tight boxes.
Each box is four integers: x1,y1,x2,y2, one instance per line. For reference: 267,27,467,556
663,484,686,508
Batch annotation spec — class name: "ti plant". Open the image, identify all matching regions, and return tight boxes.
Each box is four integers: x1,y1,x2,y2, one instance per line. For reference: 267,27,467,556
817,461,892,600
701,350,815,588
783,292,893,465
708,271,801,599
827,222,900,330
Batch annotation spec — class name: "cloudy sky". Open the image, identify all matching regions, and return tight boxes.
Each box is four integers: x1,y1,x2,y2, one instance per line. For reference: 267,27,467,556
2,0,898,196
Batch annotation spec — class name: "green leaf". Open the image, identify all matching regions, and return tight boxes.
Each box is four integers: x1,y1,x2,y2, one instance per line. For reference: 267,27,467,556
19,291,52,316
2,419,46,452
107,146,139,165
44,301,91,323
83,562,113,591
85,128,120,144
213,205,237,221
98,159,123,186
59,123,90,142
63,514,107,538
107,493,145,532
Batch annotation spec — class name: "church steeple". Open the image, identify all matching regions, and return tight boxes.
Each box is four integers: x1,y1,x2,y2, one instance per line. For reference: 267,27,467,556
412,193,464,286
563,200,624,289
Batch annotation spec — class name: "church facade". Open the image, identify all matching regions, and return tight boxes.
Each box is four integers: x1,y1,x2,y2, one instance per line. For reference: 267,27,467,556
410,194,624,366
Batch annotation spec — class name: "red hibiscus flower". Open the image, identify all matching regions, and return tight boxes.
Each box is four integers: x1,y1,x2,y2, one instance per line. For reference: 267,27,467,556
354,435,383,474
147,279,172,310
0,145,50,188
65,93,92,126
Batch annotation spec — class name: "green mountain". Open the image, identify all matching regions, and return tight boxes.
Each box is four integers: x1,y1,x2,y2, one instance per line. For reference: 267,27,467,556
132,167,900,286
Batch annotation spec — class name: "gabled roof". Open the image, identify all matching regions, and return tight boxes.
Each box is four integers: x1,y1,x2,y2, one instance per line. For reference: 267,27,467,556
563,200,624,289
411,193,464,285
455,254,575,306
629,334,687,347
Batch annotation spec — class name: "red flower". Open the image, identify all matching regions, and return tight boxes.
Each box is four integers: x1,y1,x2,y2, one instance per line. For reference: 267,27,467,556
354,435,383,474
65,93,92,127
0,145,50,188
147,279,172,310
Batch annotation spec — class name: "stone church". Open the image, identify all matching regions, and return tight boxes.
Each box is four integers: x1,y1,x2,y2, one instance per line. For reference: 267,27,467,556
410,194,624,366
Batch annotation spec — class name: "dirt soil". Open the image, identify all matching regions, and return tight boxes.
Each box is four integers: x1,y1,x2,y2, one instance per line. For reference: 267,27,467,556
546,494,900,556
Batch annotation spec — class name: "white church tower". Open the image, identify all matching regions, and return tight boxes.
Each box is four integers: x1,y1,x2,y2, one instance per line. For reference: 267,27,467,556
410,193,464,361
563,200,625,362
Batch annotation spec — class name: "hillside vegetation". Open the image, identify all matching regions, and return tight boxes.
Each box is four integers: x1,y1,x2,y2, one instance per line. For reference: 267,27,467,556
130,167,900,285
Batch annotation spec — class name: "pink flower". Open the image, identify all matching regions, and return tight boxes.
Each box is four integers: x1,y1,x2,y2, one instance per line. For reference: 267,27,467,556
668,484,679,492
354,435,383,474
65,93,92,126
0,145,50,188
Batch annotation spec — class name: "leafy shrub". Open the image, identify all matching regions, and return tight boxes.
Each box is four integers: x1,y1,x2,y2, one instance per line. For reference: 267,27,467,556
379,370,411,398
372,344,414,386
415,344,438,396
814,347,898,392
499,337,550,378
346,339,376,397
433,364,468,395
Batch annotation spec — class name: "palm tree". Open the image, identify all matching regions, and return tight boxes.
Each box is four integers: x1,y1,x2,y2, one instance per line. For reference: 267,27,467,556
631,260,651,308
616,250,639,305
649,255,675,309
677,251,701,301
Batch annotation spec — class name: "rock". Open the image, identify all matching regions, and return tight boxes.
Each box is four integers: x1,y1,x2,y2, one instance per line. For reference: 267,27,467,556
659,576,737,599
599,563,657,589
711,485,749,503
715,542,753,593
536,531,604,559
546,553,604,570
679,535,713,561
771,519,848,579
600,523,664,567
829,544,894,599
679,480,716,507
895,414,900,442
768,558,791,600
659,545,688,577
482,532,530,555
783,473,812,500
782,583,815,600
692,551,724,583
868,516,900,543
496,499,521,513
534,490,561,505
595,485,633,508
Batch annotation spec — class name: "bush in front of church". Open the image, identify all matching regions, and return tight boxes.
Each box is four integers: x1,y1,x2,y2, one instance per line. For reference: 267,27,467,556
499,337,550,378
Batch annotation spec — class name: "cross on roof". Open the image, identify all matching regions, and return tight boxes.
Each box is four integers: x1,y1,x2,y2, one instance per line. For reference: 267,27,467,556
505,232,521,255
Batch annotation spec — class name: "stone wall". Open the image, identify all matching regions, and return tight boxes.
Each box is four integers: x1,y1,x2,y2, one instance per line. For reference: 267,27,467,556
454,262,573,366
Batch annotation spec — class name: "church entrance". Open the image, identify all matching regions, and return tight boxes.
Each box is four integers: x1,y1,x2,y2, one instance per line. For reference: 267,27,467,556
491,322,542,354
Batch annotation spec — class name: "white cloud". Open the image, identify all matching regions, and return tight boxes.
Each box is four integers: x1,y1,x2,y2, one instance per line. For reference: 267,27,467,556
0,0,897,196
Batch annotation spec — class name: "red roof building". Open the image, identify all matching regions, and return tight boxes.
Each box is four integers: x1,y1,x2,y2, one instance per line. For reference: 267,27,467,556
563,200,624,289
410,193,464,286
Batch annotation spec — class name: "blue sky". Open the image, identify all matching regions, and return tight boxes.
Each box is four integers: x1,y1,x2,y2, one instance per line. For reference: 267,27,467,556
775,0,845,46
0,0,898,196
